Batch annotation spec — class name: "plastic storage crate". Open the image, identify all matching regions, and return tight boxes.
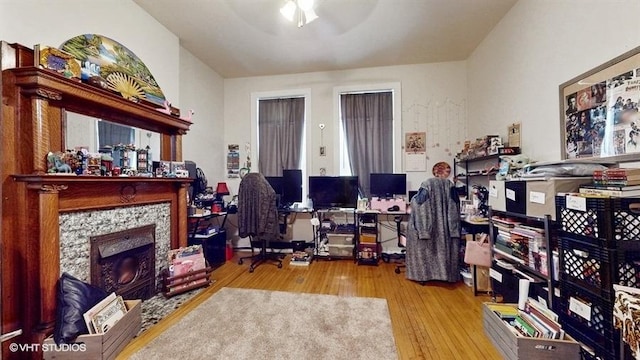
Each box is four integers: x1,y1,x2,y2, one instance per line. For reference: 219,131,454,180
612,197,640,241
614,243,640,288
556,195,613,244
559,237,614,298
558,280,617,359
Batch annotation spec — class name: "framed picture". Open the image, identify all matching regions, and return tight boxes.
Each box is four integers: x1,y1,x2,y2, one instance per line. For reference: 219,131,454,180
560,46,640,161
34,45,81,80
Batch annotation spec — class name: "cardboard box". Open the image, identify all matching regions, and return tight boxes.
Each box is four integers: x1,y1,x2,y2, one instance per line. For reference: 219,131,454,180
488,180,506,212
505,181,527,215
43,299,141,360
482,303,580,360
525,178,591,220
359,233,377,243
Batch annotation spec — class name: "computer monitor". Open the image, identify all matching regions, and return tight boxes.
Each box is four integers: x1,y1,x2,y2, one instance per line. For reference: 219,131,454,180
282,169,302,204
370,173,407,198
265,176,283,196
308,176,359,209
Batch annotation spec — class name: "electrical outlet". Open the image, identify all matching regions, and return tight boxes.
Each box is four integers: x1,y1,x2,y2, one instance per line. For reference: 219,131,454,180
320,146,326,156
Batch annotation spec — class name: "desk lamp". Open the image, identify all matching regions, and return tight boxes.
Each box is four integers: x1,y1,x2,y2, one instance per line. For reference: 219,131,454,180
214,182,230,212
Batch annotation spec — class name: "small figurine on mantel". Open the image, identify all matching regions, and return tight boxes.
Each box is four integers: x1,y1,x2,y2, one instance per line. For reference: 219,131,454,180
46,152,72,174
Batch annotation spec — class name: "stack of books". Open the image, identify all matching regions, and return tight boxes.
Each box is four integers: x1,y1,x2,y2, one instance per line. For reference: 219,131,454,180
578,168,640,197
488,298,565,339
290,251,312,267
579,183,640,197
590,168,640,187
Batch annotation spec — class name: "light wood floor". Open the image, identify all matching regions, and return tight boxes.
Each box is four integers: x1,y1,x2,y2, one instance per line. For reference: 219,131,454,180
119,255,501,359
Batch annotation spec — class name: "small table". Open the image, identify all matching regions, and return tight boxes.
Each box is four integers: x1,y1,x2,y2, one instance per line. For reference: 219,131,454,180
188,212,229,267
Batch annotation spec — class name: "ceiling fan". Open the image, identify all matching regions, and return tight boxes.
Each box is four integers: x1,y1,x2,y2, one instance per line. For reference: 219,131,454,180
279,0,318,28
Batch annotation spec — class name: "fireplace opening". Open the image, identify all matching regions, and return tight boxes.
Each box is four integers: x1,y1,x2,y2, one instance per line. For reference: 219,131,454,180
90,224,156,300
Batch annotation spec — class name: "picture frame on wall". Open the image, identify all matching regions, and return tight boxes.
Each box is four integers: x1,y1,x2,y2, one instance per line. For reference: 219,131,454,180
560,46,640,161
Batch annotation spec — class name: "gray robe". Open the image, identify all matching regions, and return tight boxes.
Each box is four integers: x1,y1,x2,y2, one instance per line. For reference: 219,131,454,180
406,177,461,282
237,173,280,242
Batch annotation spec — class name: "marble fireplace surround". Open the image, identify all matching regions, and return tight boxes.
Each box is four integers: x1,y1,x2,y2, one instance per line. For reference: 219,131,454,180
60,203,171,293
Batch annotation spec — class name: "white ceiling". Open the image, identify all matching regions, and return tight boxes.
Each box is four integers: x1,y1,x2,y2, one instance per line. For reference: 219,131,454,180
134,0,517,78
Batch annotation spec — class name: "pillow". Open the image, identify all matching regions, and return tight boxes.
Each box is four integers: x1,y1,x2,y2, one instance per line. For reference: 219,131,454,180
53,273,108,344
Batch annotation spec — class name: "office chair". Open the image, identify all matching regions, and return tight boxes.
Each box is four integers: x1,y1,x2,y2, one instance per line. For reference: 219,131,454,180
236,173,283,273
393,216,406,274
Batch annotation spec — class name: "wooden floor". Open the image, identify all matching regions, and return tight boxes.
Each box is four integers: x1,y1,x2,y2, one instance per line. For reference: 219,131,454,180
119,255,501,359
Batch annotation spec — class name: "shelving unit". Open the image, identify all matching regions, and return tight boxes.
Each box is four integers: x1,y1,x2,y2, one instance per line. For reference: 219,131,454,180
314,209,356,260
488,207,554,308
454,154,502,196
355,211,381,265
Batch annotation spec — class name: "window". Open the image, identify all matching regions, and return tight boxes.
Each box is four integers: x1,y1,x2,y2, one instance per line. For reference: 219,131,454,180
257,97,305,176
97,120,135,149
339,90,394,197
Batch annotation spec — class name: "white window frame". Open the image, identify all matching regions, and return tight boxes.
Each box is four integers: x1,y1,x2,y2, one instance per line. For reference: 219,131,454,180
333,82,402,175
250,88,311,203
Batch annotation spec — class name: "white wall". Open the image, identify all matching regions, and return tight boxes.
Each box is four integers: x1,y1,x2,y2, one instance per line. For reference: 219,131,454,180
224,61,468,193
0,0,180,105
0,0,224,179
224,62,468,247
179,47,225,181
468,0,640,162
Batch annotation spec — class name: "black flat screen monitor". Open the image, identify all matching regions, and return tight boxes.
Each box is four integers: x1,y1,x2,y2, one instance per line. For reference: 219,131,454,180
265,176,283,196
282,169,302,203
308,176,359,209
370,173,407,198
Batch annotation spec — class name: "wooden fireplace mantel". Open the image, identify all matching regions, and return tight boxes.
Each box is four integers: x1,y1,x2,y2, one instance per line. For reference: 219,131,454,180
1,42,193,360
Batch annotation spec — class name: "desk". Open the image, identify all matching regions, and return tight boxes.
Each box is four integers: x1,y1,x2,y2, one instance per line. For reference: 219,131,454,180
188,212,228,267
461,218,490,296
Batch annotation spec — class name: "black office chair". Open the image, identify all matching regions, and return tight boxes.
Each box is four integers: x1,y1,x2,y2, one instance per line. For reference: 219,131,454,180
393,216,406,274
236,173,283,273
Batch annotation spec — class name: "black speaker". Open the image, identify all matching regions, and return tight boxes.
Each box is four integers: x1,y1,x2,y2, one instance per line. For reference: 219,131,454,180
185,160,197,200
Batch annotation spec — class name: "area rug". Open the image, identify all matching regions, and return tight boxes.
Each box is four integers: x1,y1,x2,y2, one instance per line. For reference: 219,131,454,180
130,287,398,360
139,287,205,333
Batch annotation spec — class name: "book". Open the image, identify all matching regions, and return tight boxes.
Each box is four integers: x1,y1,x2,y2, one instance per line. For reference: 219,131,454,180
581,184,640,191
579,187,640,197
90,295,127,334
83,292,117,334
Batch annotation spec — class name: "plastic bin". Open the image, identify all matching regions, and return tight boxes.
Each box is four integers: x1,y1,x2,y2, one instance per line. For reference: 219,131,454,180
559,237,614,298
558,280,617,358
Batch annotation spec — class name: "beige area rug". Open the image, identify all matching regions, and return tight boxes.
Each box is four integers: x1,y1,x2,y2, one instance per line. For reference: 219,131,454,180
130,287,398,360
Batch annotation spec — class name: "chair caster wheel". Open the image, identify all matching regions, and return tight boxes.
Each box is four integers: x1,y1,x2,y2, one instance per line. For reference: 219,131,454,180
278,263,283,269
249,267,254,273
238,259,243,265
395,268,400,274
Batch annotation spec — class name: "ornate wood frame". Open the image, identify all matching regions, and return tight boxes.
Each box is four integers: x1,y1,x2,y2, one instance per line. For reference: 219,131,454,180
1,42,192,359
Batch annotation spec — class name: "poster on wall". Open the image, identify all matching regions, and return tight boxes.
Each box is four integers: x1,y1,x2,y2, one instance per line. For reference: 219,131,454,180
405,132,426,153
405,132,427,171
227,144,240,178
560,48,640,160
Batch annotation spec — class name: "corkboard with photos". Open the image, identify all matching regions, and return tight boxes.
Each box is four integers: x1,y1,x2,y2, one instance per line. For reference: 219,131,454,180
560,46,640,161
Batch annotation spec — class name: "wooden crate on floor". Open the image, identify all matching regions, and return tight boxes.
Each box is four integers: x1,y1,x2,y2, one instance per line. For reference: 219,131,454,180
482,302,580,360
43,299,141,360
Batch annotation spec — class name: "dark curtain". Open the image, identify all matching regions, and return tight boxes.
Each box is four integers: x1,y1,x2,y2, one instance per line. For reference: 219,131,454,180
341,92,393,197
258,97,305,176
98,120,134,148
